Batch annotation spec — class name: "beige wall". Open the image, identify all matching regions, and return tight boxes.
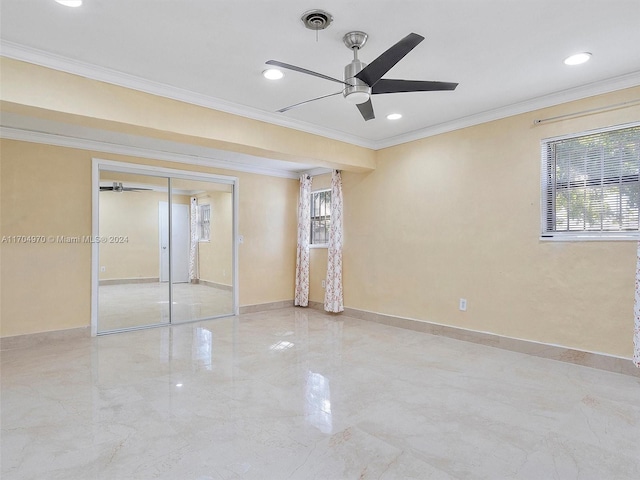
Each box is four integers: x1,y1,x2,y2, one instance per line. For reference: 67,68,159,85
99,187,162,281
1,141,92,336
197,191,233,286
237,172,298,306
0,58,376,172
98,180,190,281
343,86,640,358
0,140,298,337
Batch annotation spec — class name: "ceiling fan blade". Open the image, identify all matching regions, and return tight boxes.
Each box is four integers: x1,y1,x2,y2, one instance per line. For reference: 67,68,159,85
356,99,375,121
372,79,458,94
355,33,424,87
266,60,350,86
277,91,343,113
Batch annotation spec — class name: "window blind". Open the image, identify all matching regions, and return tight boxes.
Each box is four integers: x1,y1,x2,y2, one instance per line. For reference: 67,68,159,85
541,123,640,237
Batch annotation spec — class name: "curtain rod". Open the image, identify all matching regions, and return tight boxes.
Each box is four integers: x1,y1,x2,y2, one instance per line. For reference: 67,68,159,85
304,170,339,180
533,99,640,125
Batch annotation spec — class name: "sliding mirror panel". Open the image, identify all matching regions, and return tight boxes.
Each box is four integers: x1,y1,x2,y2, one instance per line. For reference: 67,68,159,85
170,179,234,323
97,171,170,333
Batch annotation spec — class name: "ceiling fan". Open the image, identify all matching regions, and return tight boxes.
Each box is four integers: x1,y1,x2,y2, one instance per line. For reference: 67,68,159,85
267,31,458,121
99,182,151,193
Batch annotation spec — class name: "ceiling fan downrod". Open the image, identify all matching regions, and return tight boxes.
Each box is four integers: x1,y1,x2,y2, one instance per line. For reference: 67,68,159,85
342,31,371,104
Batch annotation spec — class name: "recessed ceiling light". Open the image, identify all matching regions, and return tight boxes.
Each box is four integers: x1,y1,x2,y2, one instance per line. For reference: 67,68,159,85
564,52,592,66
386,113,402,120
263,69,284,80
55,0,83,7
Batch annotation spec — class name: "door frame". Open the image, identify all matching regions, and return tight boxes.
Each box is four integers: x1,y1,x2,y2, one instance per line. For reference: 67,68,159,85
91,158,239,336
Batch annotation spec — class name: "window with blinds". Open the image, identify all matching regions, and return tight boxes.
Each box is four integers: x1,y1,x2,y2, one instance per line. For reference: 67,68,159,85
541,123,640,239
310,189,331,246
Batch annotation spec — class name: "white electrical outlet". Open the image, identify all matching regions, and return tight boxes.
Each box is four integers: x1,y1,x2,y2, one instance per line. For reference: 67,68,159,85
459,298,467,311
322,280,326,289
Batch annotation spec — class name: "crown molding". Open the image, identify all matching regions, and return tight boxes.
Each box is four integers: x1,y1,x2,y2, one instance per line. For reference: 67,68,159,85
2,40,639,151
0,40,375,149
0,126,302,179
372,70,640,150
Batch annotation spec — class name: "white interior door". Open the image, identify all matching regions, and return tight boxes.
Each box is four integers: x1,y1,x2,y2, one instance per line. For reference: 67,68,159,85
159,202,169,282
159,201,190,283
171,203,190,283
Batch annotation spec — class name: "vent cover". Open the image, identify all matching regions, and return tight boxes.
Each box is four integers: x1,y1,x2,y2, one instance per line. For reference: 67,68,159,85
301,9,333,30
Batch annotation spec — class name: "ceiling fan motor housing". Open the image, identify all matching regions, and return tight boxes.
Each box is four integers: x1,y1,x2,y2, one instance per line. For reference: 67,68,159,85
343,59,371,104
342,31,371,104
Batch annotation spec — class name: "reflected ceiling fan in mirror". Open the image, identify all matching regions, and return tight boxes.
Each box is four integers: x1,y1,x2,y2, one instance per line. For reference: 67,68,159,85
99,182,152,193
267,31,458,121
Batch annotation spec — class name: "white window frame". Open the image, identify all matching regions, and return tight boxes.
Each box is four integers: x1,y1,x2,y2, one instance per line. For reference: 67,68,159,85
310,188,331,249
540,122,640,241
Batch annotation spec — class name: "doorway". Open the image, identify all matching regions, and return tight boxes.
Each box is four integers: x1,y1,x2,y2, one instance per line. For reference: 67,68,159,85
92,159,239,335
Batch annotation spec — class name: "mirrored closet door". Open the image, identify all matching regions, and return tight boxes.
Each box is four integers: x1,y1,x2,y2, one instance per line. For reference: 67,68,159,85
97,171,170,332
170,179,234,324
95,162,237,334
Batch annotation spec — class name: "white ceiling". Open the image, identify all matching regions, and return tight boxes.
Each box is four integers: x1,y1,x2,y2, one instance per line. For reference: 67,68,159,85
1,0,640,153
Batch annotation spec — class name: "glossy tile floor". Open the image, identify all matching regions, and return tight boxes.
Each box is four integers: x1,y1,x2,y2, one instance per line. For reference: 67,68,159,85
2,307,639,479
98,282,233,332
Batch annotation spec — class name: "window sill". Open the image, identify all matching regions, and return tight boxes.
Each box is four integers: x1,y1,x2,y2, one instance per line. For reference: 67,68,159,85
540,233,640,242
309,243,329,249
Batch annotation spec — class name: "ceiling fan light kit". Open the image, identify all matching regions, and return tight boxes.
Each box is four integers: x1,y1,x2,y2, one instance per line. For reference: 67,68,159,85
267,23,458,121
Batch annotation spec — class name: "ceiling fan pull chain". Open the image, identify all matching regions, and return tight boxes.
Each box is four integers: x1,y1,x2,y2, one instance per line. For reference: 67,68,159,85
300,9,333,43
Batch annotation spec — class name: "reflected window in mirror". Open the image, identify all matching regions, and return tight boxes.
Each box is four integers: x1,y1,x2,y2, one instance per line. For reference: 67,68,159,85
198,204,211,242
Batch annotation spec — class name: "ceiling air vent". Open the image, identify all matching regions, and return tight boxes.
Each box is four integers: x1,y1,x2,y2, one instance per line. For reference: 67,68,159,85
301,9,333,31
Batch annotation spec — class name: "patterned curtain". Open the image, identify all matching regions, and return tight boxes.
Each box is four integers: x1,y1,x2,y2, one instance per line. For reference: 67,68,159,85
634,241,640,368
189,197,198,282
325,170,344,313
295,175,312,306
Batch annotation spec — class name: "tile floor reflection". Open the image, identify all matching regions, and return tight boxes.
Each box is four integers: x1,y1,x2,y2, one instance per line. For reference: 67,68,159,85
98,282,233,332
2,308,639,479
